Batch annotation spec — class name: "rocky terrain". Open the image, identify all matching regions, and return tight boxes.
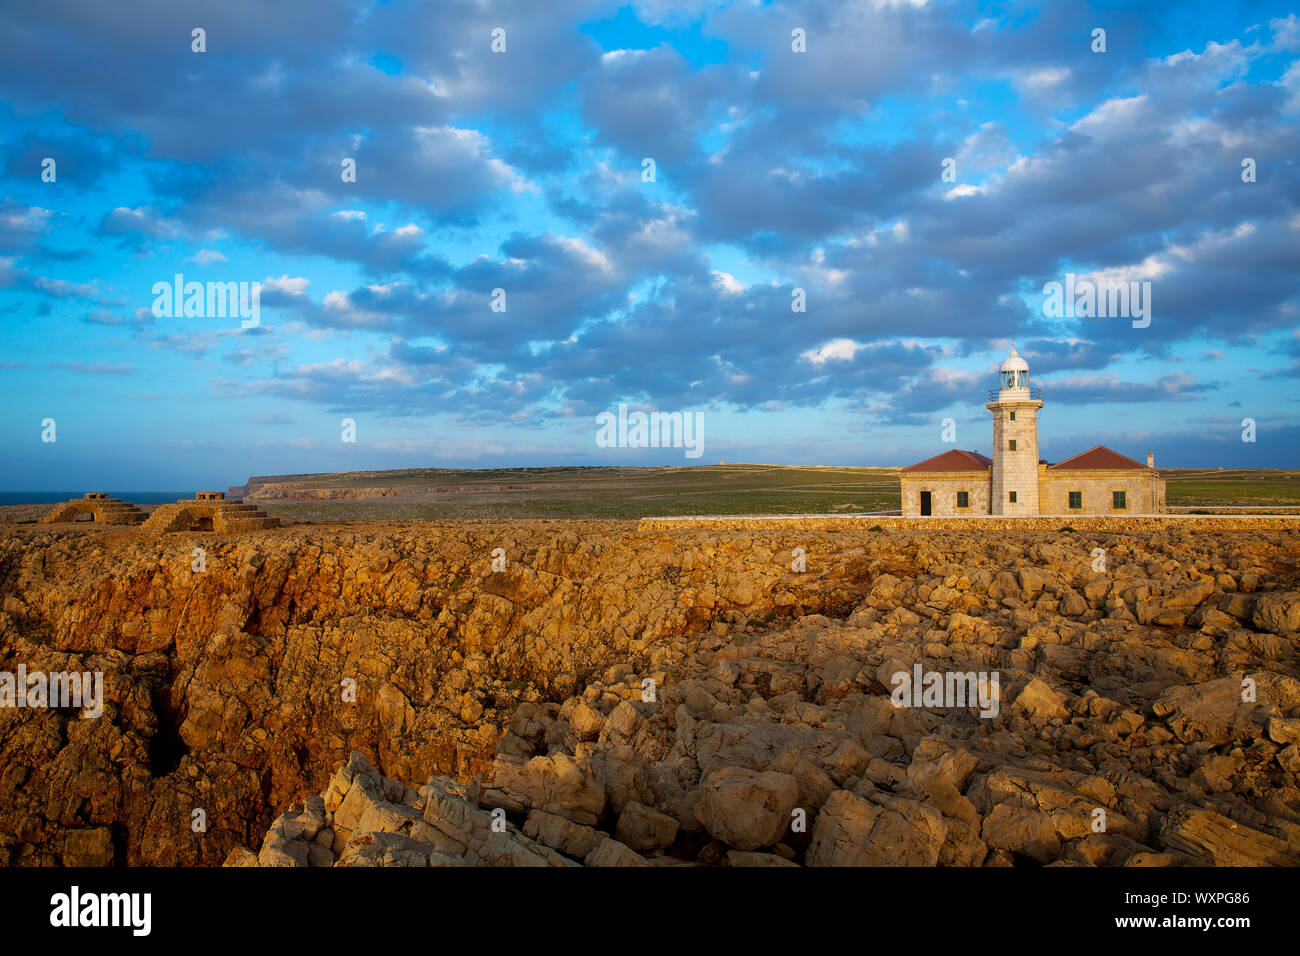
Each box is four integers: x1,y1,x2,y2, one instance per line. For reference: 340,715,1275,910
0,520,1297,867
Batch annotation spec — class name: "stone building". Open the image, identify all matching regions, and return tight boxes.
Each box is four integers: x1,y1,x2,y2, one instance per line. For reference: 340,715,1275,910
900,346,1166,516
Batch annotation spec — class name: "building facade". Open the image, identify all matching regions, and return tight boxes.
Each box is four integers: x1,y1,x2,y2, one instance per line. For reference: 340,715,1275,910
900,346,1166,516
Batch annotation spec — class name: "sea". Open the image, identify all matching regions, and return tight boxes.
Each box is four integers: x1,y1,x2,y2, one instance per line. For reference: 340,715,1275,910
0,492,196,506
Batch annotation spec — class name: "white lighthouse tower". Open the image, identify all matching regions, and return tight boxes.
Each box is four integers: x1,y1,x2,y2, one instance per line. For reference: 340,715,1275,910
985,344,1043,515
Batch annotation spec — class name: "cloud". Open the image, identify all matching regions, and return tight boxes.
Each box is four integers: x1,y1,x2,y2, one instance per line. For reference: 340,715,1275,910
0,0,1296,470
1273,14,1300,52
0,257,102,301
84,307,154,327
51,362,136,374
0,201,54,252
99,206,181,240
1045,371,1219,405
260,274,311,309
802,338,864,365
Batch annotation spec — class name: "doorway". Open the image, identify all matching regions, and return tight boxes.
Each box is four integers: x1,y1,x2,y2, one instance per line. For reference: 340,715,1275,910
920,491,932,516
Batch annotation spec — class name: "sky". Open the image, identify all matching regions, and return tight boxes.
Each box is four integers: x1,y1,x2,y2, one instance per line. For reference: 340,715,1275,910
1,0,1297,491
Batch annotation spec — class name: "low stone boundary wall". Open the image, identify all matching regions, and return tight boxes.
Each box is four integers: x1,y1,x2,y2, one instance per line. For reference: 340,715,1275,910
1168,506,1300,514
638,513,1300,532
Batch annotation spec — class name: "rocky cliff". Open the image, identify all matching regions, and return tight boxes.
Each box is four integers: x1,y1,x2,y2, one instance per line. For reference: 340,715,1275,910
2,522,1298,866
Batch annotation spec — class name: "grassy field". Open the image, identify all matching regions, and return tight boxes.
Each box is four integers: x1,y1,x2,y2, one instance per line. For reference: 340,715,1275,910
1163,469,1300,509
240,464,1300,522
249,464,903,522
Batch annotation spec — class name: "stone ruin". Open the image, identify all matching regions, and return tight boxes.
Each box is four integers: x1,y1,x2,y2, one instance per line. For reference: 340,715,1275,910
39,492,147,525
40,491,280,532
139,491,280,533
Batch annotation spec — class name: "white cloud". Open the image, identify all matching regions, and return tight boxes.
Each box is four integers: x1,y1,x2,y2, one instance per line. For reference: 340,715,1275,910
1272,14,1300,51
555,235,611,271
1022,67,1071,91
103,205,181,239
263,274,310,295
0,205,52,233
711,270,744,293
413,125,532,193
1083,254,1173,285
802,338,864,365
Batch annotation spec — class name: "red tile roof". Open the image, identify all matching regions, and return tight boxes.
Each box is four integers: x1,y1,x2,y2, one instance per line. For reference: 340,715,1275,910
901,449,993,473
1049,445,1148,470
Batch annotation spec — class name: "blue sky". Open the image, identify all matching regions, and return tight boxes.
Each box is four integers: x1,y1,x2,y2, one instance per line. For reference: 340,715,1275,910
1,0,1297,490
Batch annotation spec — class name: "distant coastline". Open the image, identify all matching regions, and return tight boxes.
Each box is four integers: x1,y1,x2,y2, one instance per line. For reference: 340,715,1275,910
0,492,192,506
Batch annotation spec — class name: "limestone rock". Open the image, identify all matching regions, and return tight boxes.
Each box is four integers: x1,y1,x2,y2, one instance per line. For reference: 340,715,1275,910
4,520,1297,868
584,837,651,867
807,791,946,866
1254,591,1300,635
1013,678,1068,722
615,800,679,852
697,766,799,852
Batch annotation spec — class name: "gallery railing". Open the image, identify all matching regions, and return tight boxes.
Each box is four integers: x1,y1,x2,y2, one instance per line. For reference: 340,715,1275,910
987,385,1044,402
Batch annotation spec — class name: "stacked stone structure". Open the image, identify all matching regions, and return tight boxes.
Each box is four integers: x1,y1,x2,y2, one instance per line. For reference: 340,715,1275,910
39,492,147,525
139,491,280,533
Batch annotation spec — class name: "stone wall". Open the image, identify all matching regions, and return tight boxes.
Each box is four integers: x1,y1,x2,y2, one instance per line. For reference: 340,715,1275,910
639,514,1299,532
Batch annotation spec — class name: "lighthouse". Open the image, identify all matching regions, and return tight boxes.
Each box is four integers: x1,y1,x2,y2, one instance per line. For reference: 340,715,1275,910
901,343,1164,516
985,344,1043,515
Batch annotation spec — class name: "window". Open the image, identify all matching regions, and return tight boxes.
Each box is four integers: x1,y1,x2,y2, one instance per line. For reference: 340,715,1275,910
1009,411,1016,421
1112,490,1127,510
1009,491,1017,503
1008,439,1017,451
1068,491,1082,510
956,491,969,509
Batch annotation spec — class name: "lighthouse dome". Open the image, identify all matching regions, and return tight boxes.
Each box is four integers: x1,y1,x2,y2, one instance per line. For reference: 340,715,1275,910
1001,344,1029,374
